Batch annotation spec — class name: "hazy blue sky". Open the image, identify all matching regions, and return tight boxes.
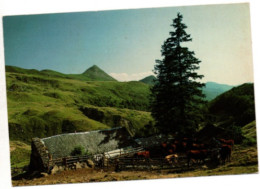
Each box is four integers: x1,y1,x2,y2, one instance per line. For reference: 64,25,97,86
3,3,253,85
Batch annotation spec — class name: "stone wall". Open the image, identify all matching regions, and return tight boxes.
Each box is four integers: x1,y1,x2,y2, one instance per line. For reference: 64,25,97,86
29,138,53,172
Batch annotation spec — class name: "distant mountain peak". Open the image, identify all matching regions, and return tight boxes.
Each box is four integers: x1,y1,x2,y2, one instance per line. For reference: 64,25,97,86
82,65,101,74
203,81,235,101
82,65,117,81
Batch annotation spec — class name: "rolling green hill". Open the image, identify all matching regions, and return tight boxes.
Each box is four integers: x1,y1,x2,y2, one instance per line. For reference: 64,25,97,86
197,83,256,143
139,75,234,101
208,83,255,126
7,65,234,101
139,75,157,85
242,121,257,146
5,65,116,82
6,66,153,143
203,82,234,101
6,65,254,144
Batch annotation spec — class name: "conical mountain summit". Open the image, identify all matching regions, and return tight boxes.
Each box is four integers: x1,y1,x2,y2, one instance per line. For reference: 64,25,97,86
82,65,117,81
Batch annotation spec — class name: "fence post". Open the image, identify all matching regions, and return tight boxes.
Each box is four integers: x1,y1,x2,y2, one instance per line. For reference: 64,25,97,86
63,157,67,168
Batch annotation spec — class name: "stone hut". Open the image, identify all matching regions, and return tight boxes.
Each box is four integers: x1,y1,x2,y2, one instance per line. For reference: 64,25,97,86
29,127,139,172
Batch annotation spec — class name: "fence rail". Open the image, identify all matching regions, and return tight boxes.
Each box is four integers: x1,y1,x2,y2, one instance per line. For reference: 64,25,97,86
47,147,202,172
48,147,145,170
49,154,91,168
110,155,188,171
104,147,144,159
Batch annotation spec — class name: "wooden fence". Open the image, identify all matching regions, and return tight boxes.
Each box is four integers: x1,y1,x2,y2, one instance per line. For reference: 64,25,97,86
47,147,145,170
46,147,203,172
48,154,91,170
104,147,144,159
110,154,188,171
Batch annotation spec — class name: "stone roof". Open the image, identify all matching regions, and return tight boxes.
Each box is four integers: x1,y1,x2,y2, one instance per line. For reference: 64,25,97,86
135,134,167,149
41,127,138,159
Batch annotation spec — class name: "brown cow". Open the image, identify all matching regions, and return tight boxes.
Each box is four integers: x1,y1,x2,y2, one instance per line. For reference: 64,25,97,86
160,142,169,156
134,151,150,159
161,142,167,148
219,139,234,149
191,143,206,150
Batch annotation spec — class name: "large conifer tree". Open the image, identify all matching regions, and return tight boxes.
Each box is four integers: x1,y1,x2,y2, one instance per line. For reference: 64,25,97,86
151,13,205,137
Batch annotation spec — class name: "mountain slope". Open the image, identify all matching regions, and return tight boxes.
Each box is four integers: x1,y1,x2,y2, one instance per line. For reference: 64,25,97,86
6,65,116,82
208,83,255,126
203,82,234,101
82,65,117,81
5,67,153,143
138,74,234,101
139,75,156,85
7,65,234,101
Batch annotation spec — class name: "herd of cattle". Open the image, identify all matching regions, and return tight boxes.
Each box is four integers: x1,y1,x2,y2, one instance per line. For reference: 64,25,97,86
133,138,234,168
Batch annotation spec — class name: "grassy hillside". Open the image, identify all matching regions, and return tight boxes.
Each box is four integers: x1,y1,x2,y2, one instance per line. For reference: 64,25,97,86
208,83,255,126
6,65,256,143
138,75,234,101
82,65,116,81
6,65,116,82
6,67,154,143
242,121,257,146
202,83,256,143
7,65,234,102
10,141,31,176
139,75,157,85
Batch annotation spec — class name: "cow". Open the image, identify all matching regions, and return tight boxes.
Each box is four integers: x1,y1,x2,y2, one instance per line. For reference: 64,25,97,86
219,145,232,164
134,151,150,159
190,143,206,150
169,143,177,153
160,142,169,156
165,154,178,165
173,140,183,152
219,139,234,149
187,149,208,168
148,147,162,158
160,141,178,156
161,142,167,148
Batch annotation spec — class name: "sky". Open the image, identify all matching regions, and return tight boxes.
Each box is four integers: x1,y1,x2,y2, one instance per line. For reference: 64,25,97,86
3,3,253,85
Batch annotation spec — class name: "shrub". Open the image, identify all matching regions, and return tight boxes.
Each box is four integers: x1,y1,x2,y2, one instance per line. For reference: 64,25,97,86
62,119,76,133
242,137,257,146
70,146,85,156
230,124,243,143
29,116,47,138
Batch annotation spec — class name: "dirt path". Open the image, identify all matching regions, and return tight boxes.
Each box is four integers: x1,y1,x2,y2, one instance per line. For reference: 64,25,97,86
12,168,202,186
12,165,257,187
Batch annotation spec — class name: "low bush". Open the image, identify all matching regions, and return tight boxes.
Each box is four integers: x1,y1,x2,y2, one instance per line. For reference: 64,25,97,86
242,137,257,146
70,145,91,156
70,146,85,156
